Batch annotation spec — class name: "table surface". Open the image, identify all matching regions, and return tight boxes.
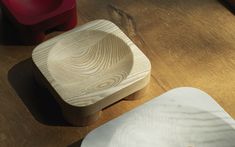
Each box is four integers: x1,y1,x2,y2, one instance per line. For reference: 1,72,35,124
1,0,235,146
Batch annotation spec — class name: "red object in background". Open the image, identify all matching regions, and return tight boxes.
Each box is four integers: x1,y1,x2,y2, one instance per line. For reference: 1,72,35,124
0,0,77,44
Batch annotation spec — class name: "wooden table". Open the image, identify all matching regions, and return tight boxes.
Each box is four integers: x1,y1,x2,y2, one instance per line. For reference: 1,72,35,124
1,0,235,146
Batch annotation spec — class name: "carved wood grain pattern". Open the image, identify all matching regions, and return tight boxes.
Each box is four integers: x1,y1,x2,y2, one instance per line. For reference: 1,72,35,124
48,31,133,106
32,20,151,107
81,88,235,147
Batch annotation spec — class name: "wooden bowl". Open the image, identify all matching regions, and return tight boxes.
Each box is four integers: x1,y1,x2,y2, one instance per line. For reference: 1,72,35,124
81,87,235,147
32,20,151,126
0,0,77,44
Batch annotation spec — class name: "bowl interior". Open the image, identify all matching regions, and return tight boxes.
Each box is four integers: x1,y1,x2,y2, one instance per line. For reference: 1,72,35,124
82,105,235,147
8,0,62,17
48,30,133,97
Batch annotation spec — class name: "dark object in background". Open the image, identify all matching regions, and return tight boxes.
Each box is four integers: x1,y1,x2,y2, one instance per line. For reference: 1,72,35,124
0,0,77,45
226,0,235,6
223,0,235,9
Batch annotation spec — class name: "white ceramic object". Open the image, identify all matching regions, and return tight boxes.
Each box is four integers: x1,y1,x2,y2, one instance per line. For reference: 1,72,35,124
81,87,235,147
32,20,151,126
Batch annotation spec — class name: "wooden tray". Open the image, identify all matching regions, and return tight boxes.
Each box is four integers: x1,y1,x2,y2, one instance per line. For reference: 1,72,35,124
0,0,77,44
81,87,235,147
32,20,151,126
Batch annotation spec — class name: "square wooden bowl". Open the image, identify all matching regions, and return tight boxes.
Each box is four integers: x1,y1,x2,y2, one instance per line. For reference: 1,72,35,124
81,87,235,147
32,20,151,126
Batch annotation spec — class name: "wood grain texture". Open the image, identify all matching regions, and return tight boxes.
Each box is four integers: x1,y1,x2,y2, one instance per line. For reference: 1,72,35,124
81,87,235,147
32,20,151,125
77,0,235,118
1,0,235,146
